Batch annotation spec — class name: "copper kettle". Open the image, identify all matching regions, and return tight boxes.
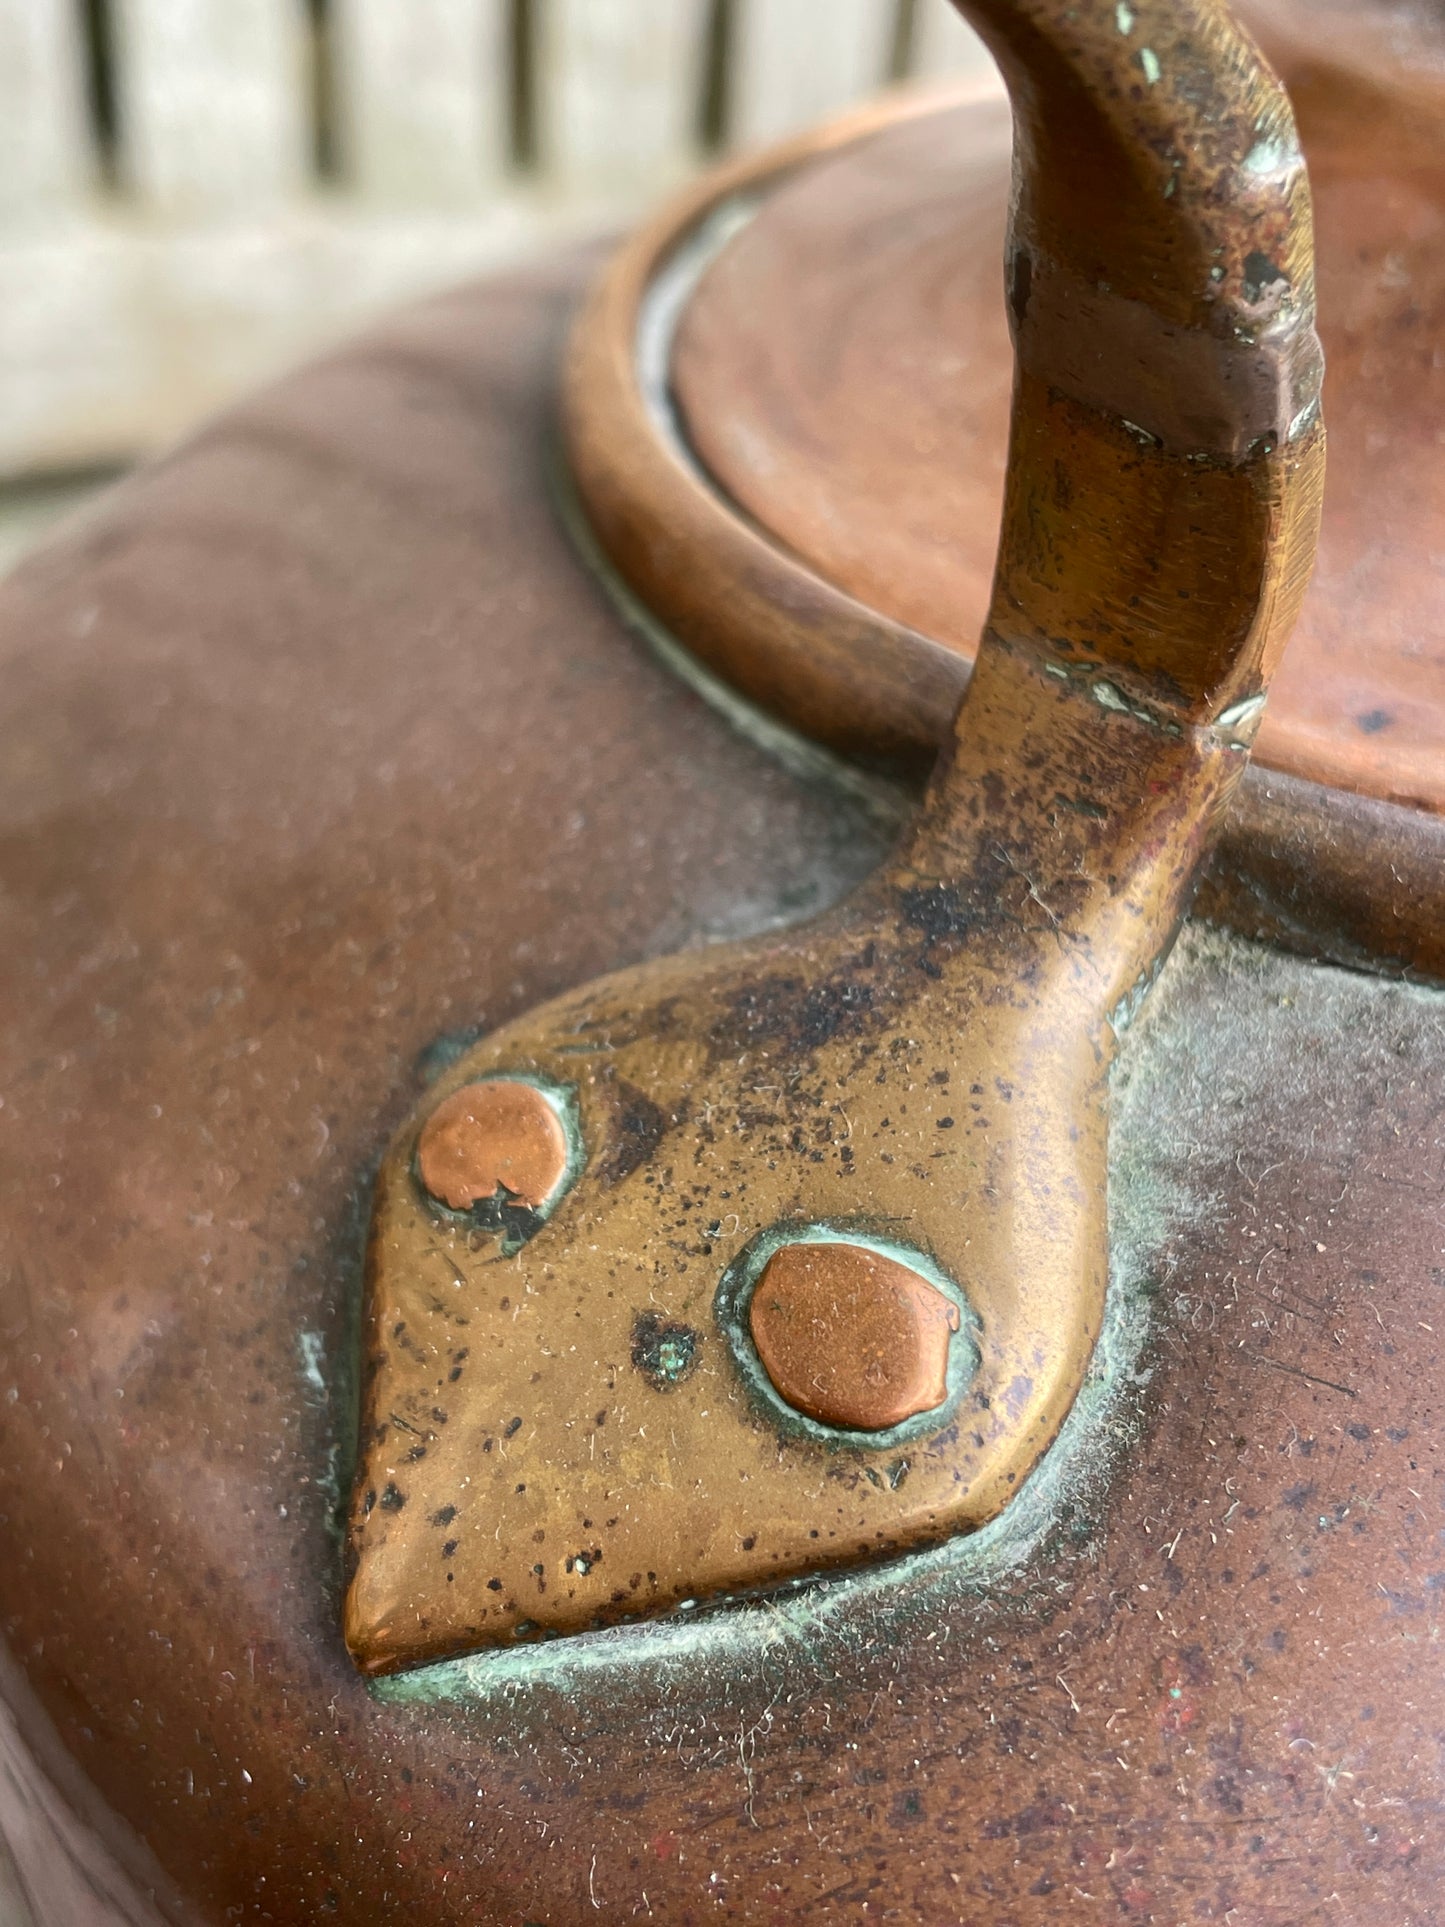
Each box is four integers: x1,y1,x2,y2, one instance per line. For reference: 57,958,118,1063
0,1,1441,1921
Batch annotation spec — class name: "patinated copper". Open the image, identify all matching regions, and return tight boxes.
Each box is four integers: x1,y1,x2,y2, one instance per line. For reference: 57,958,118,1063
748,1241,964,1432
563,0,1445,978
345,0,1324,1675
2,2,1444,1921
415,1077,571,1212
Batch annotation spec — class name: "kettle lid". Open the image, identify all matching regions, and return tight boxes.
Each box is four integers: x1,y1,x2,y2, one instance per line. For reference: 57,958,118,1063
568,22,1445,817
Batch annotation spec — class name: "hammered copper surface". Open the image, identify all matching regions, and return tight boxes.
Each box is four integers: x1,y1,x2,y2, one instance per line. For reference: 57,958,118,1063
0,199,1442,1927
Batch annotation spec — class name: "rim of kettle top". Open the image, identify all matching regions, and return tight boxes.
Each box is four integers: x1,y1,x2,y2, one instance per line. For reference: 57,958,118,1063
562,78,1444,818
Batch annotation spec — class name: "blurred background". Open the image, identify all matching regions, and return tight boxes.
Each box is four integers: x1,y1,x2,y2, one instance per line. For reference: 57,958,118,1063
0,0,990,576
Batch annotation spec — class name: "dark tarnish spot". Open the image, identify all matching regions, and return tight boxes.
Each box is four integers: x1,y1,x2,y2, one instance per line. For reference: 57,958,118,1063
1356,708,1393,735
599,1080,667,1186
708,967,880,1059
891,1789,926,1825
631,1310,701,1391
451,1191,548,1256
378,1484,406,1512
1009,245,1033,329
795,977,874,1048
1212,1774,1246,1816
898,882,981,945
1242,250,1289,304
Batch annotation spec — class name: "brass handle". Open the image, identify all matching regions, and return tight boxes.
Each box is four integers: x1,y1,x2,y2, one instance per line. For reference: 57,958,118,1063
966,0,1323,718
346,0,1323,1675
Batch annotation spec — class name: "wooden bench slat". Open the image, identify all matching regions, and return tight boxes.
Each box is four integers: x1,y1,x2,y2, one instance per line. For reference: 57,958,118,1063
0,0,983,482
0,0,94,227
114,0,309,214
334,0,511,204
728,0,898,147
536,0,710,192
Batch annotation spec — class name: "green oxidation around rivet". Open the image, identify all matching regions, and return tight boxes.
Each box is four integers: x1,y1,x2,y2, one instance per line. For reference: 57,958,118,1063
712,1223,978,1450
371,1232,1150,1704
297,1329,327,1399
370,926,1299,1708
370,924,1445,1709
411,1069,585,1252
630,1309,701,1392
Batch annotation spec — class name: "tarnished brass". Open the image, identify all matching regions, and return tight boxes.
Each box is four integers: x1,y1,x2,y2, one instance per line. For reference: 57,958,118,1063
345,0,1325,1676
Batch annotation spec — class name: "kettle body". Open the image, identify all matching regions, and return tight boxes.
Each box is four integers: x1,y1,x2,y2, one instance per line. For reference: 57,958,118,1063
0,1,1442,1920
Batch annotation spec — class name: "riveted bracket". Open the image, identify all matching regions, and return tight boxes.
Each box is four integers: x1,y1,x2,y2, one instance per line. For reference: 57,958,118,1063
345,0,1323,1676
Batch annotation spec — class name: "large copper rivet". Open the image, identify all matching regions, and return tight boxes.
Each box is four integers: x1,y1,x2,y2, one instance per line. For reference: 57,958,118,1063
748,1242,962,1432
416,1080,569,1211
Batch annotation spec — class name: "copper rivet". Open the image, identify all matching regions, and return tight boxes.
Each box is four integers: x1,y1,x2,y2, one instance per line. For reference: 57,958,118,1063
748,1242,962,1432
416,1081,569,1212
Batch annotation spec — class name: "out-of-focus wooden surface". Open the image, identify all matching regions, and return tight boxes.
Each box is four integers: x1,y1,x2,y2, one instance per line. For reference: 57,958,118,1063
0,0,990,489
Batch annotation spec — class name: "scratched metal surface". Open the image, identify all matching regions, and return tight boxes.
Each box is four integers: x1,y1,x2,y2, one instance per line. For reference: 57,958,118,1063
0,236,1441,1919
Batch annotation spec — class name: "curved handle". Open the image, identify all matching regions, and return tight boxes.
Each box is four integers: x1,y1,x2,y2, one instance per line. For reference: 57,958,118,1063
959,0,1324,721
346,0,1325,1673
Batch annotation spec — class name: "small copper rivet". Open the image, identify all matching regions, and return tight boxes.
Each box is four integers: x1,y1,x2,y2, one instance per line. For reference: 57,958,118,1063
748,1242,962,1432
416,1080,569,1212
